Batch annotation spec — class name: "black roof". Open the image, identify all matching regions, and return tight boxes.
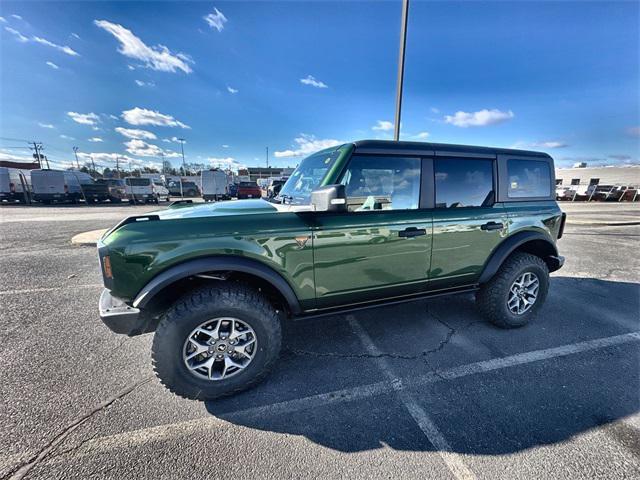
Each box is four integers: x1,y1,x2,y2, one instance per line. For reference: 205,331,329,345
351,140,551,159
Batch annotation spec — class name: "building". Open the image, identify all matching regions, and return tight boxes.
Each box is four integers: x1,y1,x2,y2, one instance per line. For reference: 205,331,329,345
555,164,640,188
246,167,294,183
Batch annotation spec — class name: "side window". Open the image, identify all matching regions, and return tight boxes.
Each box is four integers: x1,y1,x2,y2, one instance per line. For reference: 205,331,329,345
555,179,563,186
435,159,494,208
589,178,600,185
340,155,421,211
507,159,551,198
571,178,580,186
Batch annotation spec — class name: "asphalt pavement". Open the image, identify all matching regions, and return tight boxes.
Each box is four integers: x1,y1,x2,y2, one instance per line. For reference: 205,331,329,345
0,202,638,480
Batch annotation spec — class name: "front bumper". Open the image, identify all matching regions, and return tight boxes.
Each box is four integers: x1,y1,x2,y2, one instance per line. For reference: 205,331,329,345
548,255,565,272
99,289,145,336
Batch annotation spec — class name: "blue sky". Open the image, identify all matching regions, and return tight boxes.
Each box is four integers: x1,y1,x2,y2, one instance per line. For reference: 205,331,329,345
1,1,638,171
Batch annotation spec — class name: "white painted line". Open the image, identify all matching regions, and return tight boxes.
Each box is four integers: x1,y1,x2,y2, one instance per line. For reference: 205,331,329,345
36,331,640,460
0,284,103,296
347,315,477,480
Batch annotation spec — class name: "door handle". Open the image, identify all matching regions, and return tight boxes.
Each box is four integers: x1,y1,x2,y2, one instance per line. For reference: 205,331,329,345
399,227,427,238
481,221,504,231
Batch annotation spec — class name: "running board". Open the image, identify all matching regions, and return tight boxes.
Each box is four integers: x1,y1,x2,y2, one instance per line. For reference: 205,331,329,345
294,285,479,321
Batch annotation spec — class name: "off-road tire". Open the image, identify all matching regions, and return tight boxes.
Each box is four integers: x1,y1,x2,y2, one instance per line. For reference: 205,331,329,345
152,283,282,400
476,252,549,329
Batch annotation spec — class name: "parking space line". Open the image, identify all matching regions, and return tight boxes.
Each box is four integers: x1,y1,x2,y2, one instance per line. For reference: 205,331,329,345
347,315,477,480
0,284,103,296
35,330,640,461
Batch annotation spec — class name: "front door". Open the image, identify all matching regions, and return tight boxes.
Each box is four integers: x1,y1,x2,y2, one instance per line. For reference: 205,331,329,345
312,155,432,309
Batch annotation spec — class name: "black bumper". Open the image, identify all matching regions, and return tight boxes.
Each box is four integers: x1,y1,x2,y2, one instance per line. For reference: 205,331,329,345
548,255,565,273
99,289,146,336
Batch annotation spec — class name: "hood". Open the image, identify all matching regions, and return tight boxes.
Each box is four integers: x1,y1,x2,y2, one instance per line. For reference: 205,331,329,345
153,199,279,220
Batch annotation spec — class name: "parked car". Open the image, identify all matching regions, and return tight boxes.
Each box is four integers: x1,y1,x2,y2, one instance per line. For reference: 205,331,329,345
152,180,170,202
98,140,566,400
124,177,157,204
237,181,262,199
78,177,110,203
31,169,96,203
201,169,229,201
168,180,200,197
97,179,127,203
0,167,32,203
267,179,287,198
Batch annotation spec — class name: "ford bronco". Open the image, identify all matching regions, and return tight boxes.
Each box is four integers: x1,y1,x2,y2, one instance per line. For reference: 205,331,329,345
98,140,566,400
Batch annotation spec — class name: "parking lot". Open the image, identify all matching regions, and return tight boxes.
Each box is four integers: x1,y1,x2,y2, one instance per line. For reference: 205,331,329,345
0,202,638,479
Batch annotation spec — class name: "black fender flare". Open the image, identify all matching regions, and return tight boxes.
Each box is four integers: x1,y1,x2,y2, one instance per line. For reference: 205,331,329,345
478,231,559,284
132,256,302,314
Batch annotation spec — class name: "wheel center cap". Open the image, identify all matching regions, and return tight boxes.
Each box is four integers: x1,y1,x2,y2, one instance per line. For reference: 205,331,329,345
217,344,227,351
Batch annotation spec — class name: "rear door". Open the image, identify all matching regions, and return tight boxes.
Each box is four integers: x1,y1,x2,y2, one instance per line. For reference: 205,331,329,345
312,154,433,308
429,155,508,288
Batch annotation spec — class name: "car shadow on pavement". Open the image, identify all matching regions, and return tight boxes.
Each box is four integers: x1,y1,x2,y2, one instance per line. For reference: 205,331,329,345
205,277,639,454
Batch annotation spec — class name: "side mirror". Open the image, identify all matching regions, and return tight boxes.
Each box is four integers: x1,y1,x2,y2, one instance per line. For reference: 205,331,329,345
311,184,347,212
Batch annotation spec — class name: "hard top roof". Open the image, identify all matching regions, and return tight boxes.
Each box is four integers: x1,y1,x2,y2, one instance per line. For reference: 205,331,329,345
351,140,551,159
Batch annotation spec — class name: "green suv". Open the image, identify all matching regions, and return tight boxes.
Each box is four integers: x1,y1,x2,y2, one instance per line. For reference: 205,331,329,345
98,140,566,400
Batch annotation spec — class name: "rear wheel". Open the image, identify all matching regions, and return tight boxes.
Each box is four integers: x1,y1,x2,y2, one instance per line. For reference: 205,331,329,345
152,283,282,400
476,252,549,328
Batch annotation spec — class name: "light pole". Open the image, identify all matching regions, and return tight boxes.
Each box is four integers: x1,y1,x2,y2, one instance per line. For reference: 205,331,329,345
393,0,409,142
73,146,80,169
178,138,186,199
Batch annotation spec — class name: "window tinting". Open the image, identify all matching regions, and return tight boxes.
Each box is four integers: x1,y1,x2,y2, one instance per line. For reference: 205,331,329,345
571,178,580,186
340,155,421,211
434,159,494,208
507,159,551,198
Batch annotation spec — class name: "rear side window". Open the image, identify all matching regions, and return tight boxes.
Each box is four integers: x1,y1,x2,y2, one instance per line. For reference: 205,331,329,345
126,178,151,186
435,159,494,208
507,159,551,198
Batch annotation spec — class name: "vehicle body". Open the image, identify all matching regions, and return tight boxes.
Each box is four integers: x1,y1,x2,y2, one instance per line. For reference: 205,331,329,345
124,177,156,204
0,167,32,203
98,140,565,400
201,169,230,201
79,177,110,203
237,181,262,199
228,183,239,198
168,180,200,197
97,178,127,203
266,178,287,198
32,169,94,203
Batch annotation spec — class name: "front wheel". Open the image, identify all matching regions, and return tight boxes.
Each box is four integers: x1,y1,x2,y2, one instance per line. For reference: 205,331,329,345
152,283,282,400
476,252,549,329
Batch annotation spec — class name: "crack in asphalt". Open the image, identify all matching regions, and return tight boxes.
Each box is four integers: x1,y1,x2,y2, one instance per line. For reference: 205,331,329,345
284,307,483,363
3,376,153,480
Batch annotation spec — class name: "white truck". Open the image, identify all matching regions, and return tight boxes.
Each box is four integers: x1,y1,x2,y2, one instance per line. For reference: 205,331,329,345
124,177,158,204
31,169,99,203
200,169,229,202
0,167,32,203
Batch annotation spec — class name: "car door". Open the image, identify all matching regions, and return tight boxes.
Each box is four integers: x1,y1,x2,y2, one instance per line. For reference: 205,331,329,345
429,155,508,288
312,154,433,309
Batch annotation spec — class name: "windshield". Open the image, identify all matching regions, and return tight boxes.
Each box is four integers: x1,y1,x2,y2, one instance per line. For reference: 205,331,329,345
277,147,342,204
126,178,151,186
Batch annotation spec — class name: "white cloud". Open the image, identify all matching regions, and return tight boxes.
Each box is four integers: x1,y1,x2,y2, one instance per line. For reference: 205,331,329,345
11,14,22,20
71,32,80,39
372,120,394,131
94,20,193,74
5,27,28,42
88,137,103,142
121,107,190,128
430,107,440,114
208,156,246,171
38,122,55,129
274,134,343,158
124,139,180,158
627,126,640,137
59,134,75,140
135,79,155,87
162,138,171,143
67,111,100,126
32,36,79,56
45,61,59,69
445,109,514,127
609,154,632,160
108,114,119,120
227,86,238,94
222,144,230,148
0,17,6,23
512,140,568,149
204,8,227,32
115,127,157,140
300,75,328,89
415,132,430,139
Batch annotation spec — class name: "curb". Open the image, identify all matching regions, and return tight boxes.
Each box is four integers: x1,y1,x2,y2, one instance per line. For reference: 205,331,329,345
567,220,640,227
71,229,107,246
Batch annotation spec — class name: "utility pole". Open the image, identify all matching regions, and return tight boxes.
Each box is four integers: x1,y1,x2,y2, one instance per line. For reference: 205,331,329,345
266,146,269,169
178,138,186,199
30,141,46,168
115,155,121,178
90,155,96,176
393,0,410,142
73,146,80,169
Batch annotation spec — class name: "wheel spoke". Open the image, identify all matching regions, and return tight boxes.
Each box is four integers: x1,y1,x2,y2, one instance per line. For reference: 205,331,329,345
234,338,256,357
186,338,209,360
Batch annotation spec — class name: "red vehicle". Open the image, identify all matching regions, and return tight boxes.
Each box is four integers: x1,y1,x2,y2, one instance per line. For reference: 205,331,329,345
237,181,262,199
